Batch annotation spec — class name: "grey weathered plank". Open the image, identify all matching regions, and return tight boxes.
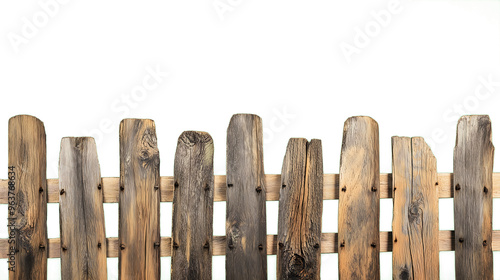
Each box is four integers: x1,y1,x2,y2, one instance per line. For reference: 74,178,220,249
8,115,47,280
226,114,267,279
171,131,214,280
338,116,380,280
119,119,161,279
392,137,439,280
454,115,494,279
59,137,107,280
277,138,323,279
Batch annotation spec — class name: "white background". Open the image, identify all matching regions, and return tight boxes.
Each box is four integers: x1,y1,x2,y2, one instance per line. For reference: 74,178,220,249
0,0,500,279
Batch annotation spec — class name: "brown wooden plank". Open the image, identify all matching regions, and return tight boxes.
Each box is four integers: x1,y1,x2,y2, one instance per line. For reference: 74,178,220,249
8,115,47,280
5,172,500,202
277,138,323,279
171,131,214,279
392,137,439,280
119,119,161,279
58,137,107,279
226,114,267,279
338,116,380,280
454,115,494,279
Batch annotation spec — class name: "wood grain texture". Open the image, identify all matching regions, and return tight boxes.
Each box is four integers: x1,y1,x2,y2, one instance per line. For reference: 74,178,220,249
392,137,439,280
6,173,500,203
338,116,380,280
226,114,267,279
58,137,107,279
172,131,214,280
119,119,161,279
277,138,323,279
454,115,494,280
8,115,47,280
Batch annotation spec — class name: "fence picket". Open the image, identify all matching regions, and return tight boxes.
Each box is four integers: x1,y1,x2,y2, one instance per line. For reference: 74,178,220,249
171,131,214,279
8,115,47,280
454,115,494,279
226,114,267,279
119,119,161,279
392,137,439,279
59,137,107,279
338,116,380,279
277,138,323,279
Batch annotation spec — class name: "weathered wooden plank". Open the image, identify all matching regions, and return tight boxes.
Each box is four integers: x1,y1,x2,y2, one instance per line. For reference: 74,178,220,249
58,137,107,279
226,114,267,279
277,138,323,279
119,119,161,279
171,131,214,280
6,172,500,202
392,137,439,280
338,116,380,280
8,115,47,280
454,115,494,279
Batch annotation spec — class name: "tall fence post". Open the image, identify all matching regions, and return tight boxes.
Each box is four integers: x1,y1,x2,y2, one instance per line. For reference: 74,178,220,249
226,114,267,279
59,137,107,279
8,115,47,280
171,131,214,279
277,138,323,279
392,137,439,279
338,116,380,279
119,119,161,279
454,115,494,279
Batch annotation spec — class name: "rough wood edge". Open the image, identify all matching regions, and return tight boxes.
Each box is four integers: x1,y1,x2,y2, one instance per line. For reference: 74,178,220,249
0,172,487,203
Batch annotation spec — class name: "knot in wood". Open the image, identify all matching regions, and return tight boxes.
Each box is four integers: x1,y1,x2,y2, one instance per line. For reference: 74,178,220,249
399,268,410,280
408,203,421,224
289,254,306,277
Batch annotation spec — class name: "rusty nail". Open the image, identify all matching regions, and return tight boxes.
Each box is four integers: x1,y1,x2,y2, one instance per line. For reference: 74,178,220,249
371,186,377,192
435,182,439,186
278,242,284,248
62,246,67,251
98,242,102,249
258,244,263,251
394,187,397,192
172,242,179,249
282,184,286,188
340,241,345,248
98,184,102,190
154,186,159,191
228,243,234,249
120,244,125,250
341,186,346,192
174,181,179,188
484,186,488,194
204,183,210,191
394,238,398,243
483,240,487,247
39,244,45,250
455,184,461,191
154,242,160,248
120,185,124,191
39,187,43,193
60,189,65,195
204,242,210,249
459,238,464,243
371,243,376,248
256,186,262,193
228,184,233,188
314,243,320,249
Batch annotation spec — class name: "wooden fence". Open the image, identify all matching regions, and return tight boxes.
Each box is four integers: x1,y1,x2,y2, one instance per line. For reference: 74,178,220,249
0,113,497,279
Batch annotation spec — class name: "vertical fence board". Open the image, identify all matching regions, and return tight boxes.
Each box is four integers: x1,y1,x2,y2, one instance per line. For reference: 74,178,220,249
8,115,47,280
171,131,214,279
119,119,161,279
338,116,380,280
392,137,439,280
226,114,267,279
454,115,494,279
59,137,107,279
277,138,323,279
